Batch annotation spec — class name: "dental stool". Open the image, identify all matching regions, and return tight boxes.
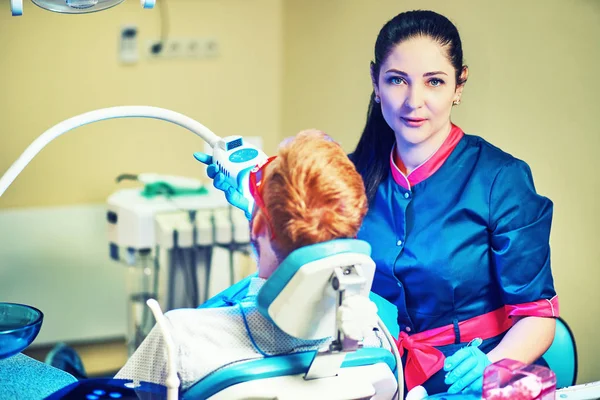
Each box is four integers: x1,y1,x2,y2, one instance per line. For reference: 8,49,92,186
185,239,403,400
541,317,578,388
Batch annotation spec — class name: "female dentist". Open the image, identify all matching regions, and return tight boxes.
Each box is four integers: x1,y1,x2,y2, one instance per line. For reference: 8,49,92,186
194,10,559,397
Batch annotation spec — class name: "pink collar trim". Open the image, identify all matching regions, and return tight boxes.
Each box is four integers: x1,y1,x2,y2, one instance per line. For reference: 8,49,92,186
390,124,464,190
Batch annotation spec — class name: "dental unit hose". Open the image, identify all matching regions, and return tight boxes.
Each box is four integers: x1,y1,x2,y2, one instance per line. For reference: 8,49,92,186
146,299,179,400
0,106,267,209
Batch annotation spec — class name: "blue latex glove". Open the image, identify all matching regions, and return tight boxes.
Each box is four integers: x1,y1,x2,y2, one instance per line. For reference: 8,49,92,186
193,151,252,219
443,346,491,394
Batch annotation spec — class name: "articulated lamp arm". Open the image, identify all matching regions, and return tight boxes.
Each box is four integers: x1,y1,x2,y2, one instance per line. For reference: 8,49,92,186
0,106,220,198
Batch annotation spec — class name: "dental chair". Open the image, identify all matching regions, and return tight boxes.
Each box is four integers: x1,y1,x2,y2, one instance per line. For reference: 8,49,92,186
184,239,403,400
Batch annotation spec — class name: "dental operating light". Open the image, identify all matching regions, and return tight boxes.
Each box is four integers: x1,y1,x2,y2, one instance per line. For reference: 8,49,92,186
0,106,267,213
10,0,155,16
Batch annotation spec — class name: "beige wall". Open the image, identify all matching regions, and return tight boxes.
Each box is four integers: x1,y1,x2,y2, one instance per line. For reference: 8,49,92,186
0,0,283,208
282,0,600,384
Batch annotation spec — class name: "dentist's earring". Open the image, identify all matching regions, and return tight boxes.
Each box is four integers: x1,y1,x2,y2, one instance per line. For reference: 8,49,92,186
375,95,381,104
452,99,461,105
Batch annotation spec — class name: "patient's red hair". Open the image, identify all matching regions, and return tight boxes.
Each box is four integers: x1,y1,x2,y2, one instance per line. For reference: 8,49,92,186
262,130,367,258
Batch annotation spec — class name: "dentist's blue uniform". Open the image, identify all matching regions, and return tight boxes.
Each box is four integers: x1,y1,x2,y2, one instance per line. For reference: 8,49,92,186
357,124,558,394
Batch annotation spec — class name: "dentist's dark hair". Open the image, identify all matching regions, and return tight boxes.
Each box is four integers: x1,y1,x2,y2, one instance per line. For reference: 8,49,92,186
350,10,466,203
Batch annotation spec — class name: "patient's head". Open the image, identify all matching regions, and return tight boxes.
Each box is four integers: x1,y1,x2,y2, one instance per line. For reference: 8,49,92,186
250,129,368,279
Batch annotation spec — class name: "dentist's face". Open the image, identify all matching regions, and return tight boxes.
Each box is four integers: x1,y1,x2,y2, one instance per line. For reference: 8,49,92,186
373,36,463,149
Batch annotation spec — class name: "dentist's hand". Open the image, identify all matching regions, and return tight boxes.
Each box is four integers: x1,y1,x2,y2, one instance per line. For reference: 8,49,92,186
193,151,252,219
443,346,491,394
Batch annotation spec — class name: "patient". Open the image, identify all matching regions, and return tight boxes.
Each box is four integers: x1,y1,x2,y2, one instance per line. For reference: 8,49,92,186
115,130,387,390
